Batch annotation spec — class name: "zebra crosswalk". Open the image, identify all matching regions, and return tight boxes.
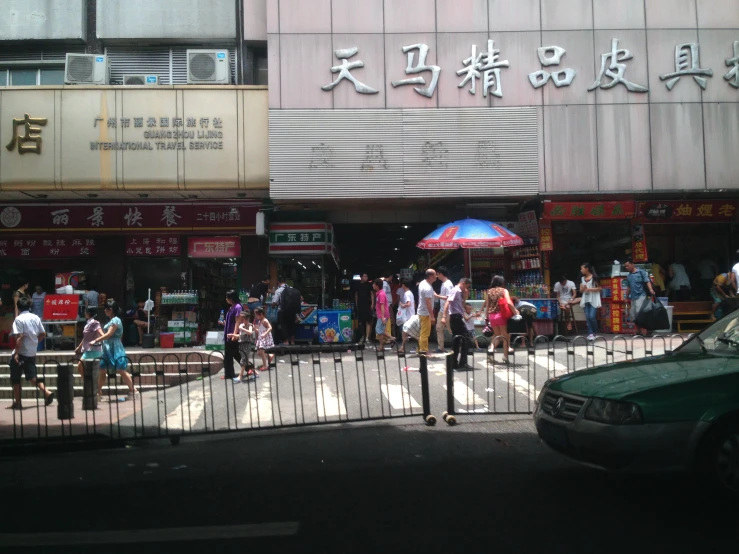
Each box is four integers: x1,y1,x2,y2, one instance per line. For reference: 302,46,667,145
150,355,550,433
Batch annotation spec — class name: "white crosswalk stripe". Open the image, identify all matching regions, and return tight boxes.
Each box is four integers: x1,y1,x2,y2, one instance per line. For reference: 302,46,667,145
315,380,347,419
445,381,488,413
381,384,420,411
163,387,204,431
494,365,538,402
242,379,273,426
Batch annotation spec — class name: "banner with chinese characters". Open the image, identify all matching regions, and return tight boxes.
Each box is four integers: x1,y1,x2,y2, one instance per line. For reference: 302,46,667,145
187,237,241,258
0,237,96,258
539,220,553,252
517,210,539,238
0,203,258,233
42,295,80,321
125,236,181,256
631,220,649,263
268,223,335,256
637,200,738,223
542,201,636,220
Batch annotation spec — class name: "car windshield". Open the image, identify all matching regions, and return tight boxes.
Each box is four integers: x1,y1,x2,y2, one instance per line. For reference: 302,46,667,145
678,309,739,354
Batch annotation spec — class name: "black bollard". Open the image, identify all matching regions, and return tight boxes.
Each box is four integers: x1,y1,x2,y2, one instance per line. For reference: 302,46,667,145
82,359,100,410
56,363,75,420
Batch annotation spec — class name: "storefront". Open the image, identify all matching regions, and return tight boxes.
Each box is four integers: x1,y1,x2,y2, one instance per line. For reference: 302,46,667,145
267,222,346,343
0,201,260,348
636,200,739,300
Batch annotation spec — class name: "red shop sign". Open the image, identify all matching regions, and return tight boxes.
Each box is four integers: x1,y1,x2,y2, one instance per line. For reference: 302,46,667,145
125,235,181,256
0,237,96,258
187,236,240,258
43,295,80,321
0,203,258,233
637,200,738,223
543,201,636,220
539,220,553,252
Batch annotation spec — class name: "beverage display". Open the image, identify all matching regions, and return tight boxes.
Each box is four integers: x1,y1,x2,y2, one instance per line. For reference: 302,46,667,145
161,290,199,304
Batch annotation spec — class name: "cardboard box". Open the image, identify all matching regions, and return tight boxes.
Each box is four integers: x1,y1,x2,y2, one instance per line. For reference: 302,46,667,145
171,311,185,321
185,321,198,329
167,320,185,330
206,344,224,351
206,331,223,345
185,312,197,323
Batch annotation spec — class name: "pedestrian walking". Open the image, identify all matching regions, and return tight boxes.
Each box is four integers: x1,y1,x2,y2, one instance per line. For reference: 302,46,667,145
13,279,30,319
416,269,437,355
247,276,270,313
624,258,656,337
579,262,602,341
7,296,55,410
278,282,301,346
441,277,473,370
396,279,415,354
229,311,257,382
91,299,137,401
463,303,482,351
354,273,374,344
75,306,103,377
253,308,275,371
219,290,243,380
391,275,401,339
484,275,518,363
373,278,394,351
434,266,454,353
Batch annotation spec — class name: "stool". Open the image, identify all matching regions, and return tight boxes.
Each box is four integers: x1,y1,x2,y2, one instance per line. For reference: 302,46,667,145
558,304,579,335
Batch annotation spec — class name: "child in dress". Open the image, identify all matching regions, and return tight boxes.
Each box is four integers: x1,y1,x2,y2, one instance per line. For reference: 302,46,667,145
75,307,104,377
253,308,275,371
463,303,481,350
229,311,257,383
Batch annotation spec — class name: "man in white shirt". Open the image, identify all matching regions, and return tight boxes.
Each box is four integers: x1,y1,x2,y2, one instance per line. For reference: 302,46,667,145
416,269,437,355
554,275,578,331
434,266,454,353
9,296,55,410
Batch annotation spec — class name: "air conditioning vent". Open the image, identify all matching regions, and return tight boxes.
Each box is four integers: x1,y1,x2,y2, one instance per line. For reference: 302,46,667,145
186,49,229,84
64,53,109,85
123,74,159,86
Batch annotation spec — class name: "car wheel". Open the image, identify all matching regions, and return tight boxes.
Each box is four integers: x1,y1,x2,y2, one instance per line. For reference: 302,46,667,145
699,419,739,495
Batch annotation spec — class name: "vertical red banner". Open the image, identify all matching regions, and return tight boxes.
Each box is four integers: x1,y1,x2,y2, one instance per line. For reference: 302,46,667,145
631,219,648,263
539,220,553,251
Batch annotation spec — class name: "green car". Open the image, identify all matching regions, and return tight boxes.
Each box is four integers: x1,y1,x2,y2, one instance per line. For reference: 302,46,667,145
534,309,739,493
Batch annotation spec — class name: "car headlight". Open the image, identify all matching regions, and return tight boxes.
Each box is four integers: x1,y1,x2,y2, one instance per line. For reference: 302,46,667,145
584,398,643,425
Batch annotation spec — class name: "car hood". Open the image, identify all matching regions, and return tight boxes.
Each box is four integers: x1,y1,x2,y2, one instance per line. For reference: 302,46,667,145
547,352,737,400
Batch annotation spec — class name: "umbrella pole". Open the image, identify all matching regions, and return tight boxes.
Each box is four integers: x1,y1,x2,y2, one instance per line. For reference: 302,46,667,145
467,249,472,280
147,287,151,334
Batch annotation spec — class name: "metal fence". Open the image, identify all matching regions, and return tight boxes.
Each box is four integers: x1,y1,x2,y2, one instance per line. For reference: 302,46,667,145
1,344,435,450
1,335,689,449
440,334,687,425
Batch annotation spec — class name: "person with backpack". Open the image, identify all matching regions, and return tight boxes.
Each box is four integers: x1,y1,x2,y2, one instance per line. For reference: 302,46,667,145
279,281,301,345
624,258,656,337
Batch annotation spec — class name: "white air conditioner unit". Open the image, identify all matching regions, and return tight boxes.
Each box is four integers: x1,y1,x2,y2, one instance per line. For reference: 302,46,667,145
123,74,159,86
186,49,230,84
64,53,109,85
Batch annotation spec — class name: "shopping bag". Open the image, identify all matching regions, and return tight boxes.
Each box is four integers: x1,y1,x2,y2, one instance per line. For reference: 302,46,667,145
636,297,669,330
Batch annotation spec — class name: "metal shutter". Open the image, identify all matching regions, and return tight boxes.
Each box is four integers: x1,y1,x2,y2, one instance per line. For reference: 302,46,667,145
105,46,172,85
106,46,237,85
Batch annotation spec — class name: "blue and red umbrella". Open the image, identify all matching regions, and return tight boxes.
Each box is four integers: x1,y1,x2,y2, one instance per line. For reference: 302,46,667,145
416,218,524,250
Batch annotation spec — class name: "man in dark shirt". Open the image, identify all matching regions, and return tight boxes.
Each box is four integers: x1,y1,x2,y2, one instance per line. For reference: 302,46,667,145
354,274,374,343
248,276,270,313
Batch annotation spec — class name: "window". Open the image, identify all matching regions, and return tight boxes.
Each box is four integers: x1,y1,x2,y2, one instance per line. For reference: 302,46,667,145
0,67,66,86
40,68,65,85
256,55,268,86
11,69,37,86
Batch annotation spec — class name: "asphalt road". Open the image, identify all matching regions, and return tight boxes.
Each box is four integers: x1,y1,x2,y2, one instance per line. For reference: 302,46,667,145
1,415,736,553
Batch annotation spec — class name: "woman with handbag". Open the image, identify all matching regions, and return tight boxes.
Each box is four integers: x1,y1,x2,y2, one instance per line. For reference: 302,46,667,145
484,275,518,363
